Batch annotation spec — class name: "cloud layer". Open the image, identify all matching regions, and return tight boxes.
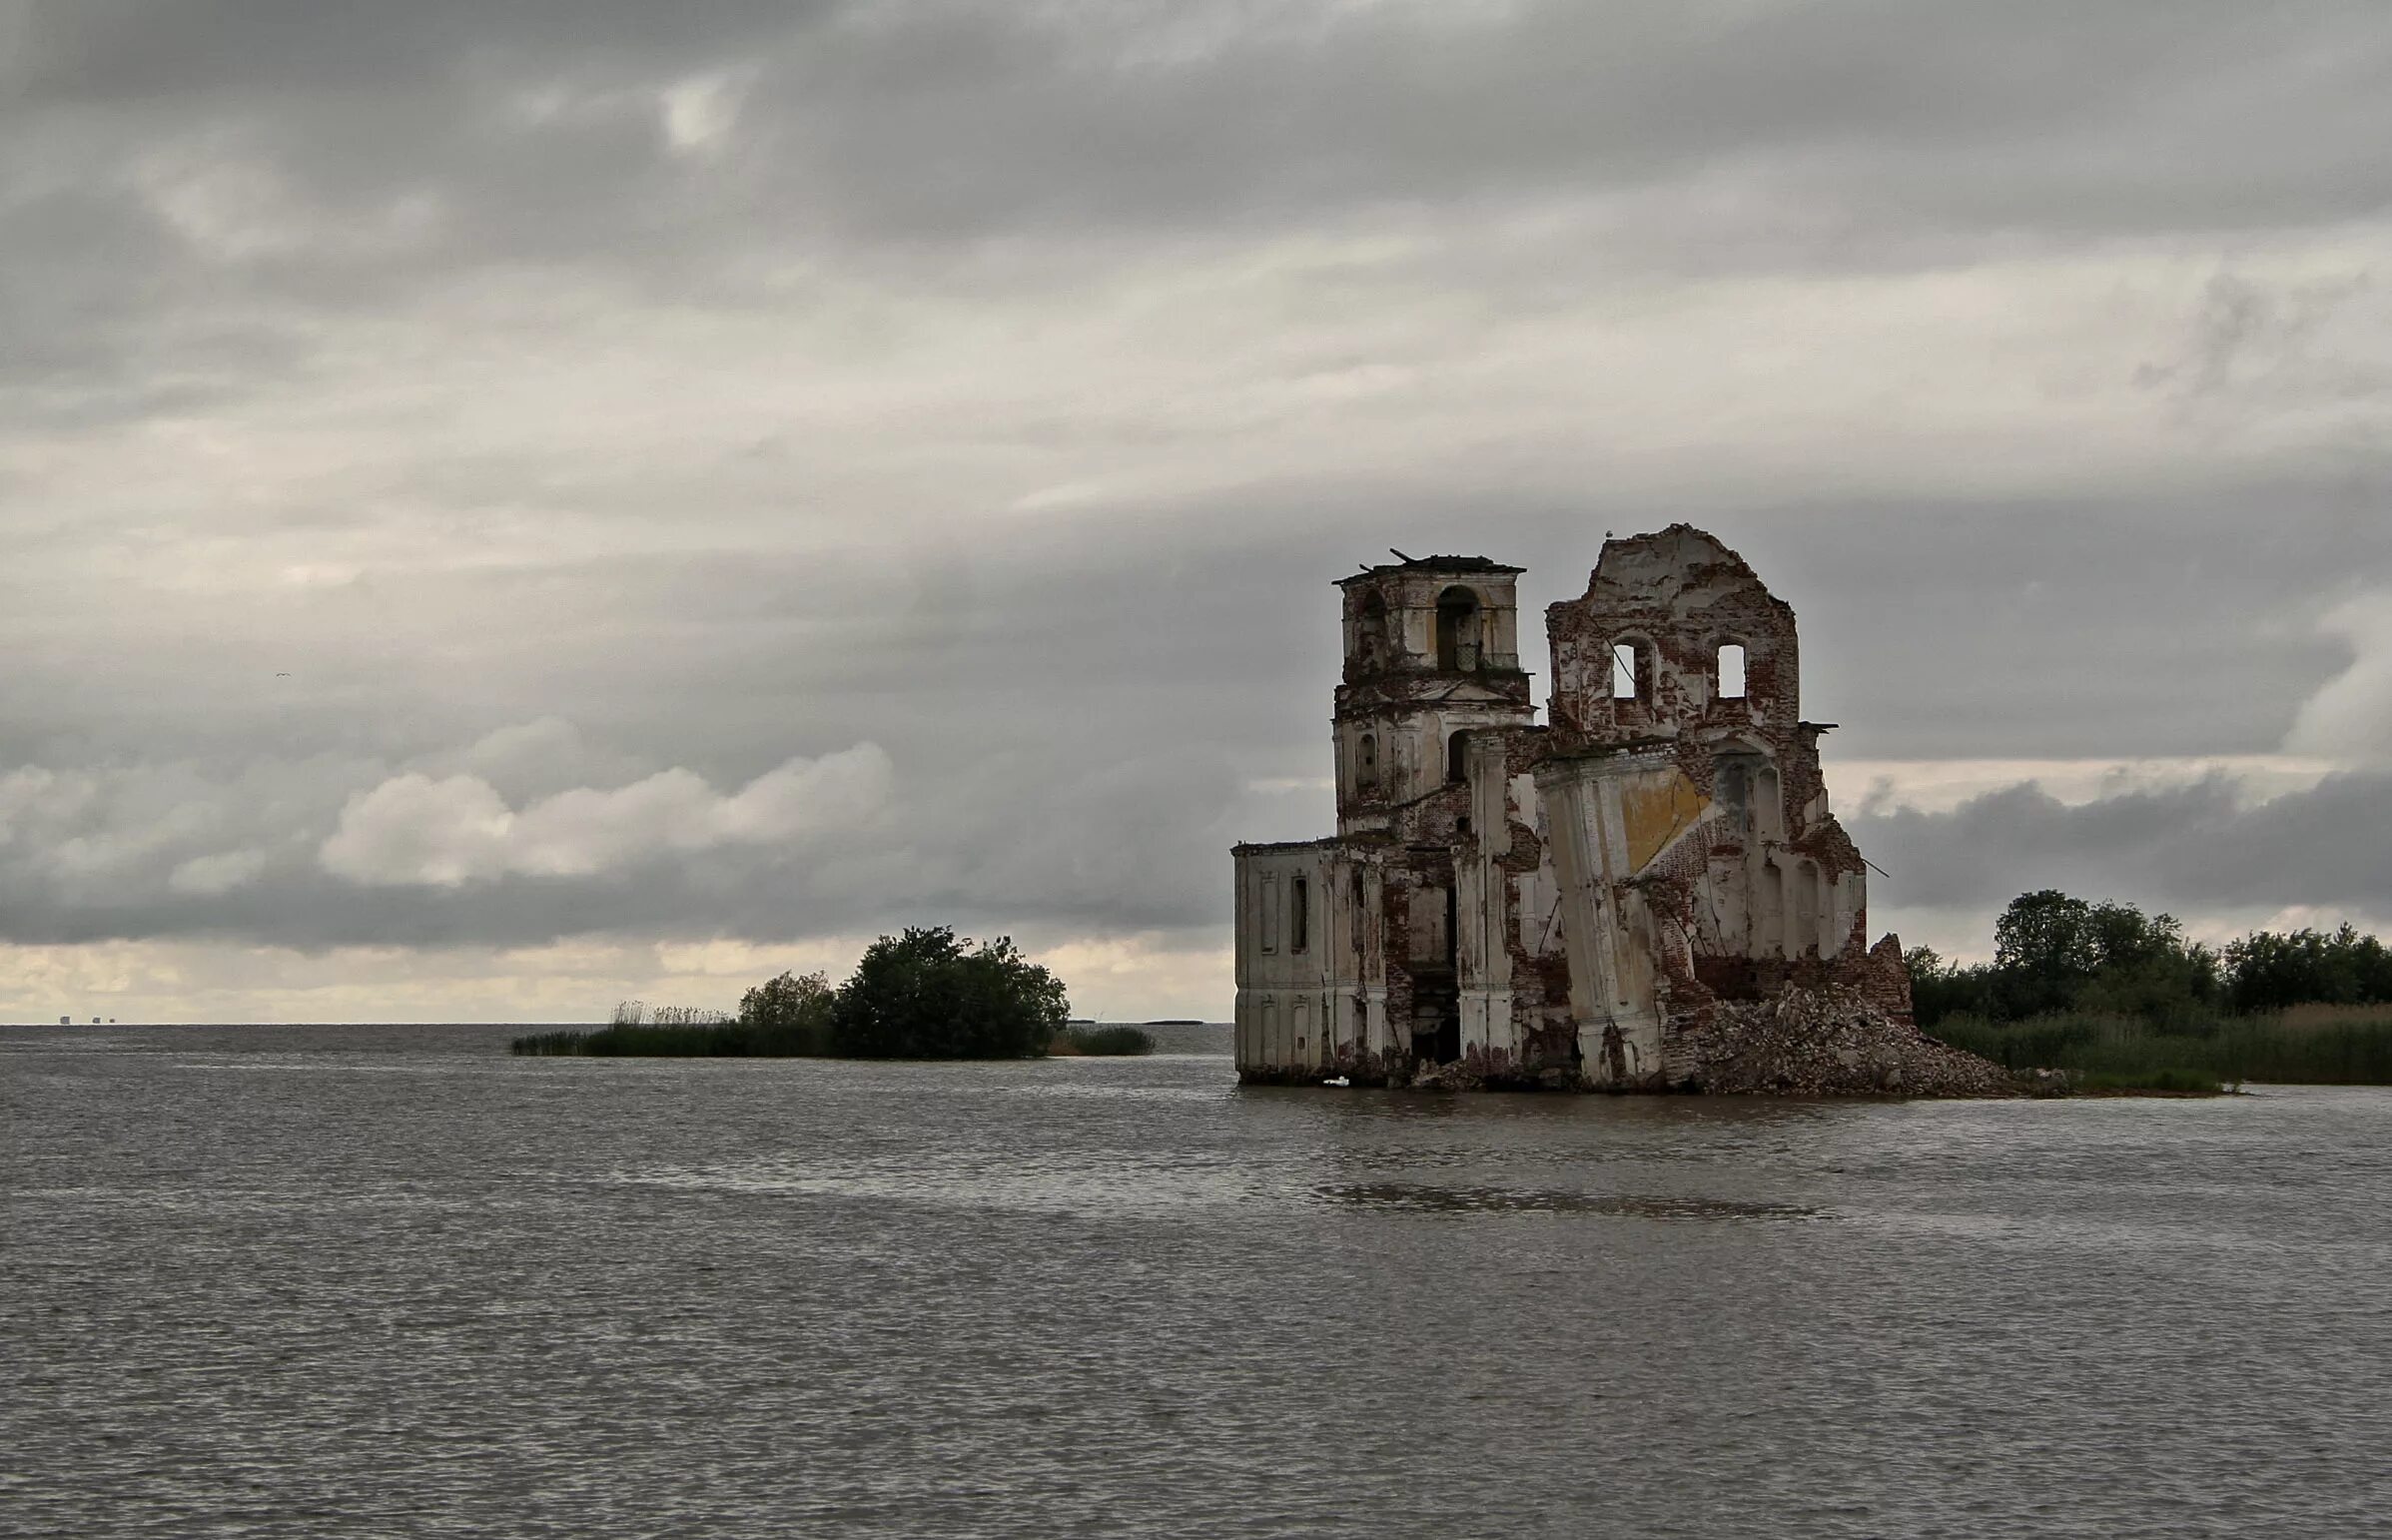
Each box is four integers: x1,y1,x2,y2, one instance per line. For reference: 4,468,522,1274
4,2,2390,1017
319,745,892,886
1857,771,2392,939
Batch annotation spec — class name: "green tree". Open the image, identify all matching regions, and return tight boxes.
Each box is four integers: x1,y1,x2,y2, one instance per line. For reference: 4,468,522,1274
2225,924,2392,1012
831,927,1069,1060
1992,890,2100,1017
1903,944,1994,1029
1966,891,2224,1026
2072,939,2220,1030
739,970,836,1054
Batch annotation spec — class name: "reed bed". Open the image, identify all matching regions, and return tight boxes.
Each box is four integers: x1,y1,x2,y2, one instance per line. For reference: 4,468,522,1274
513,1014,1146,1059
512,1001,832,1058
1935,1009,2392,1088
510,1030,591,1057
1050,1025,1157,1057
510,1021,837,1058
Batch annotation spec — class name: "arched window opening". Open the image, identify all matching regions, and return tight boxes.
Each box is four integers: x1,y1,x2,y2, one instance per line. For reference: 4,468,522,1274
1611,640,1647,700
1445,730,1470,785
1716,757,1749,831
1717,643,1747,700
1759,861,1786,958
1289,876,1309,954
1354,589,1390,669
1435,586,1482,671
1356,732,1378,789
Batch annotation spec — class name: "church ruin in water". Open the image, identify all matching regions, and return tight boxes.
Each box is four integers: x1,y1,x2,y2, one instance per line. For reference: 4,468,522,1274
1231,525,1915,1090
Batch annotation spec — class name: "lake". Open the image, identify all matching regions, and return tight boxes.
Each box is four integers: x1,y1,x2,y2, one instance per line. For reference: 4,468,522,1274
5,1023,2388,1538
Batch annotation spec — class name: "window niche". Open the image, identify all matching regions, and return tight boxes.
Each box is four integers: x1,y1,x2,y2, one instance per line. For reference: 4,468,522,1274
1759,861,1785,957
1354,589,1390,670
1435,586,1482,671
1716,756,1750,831
1610,639,1649,701
1754,765,1784,842
1717,642,1747,700
1793,859,1821,959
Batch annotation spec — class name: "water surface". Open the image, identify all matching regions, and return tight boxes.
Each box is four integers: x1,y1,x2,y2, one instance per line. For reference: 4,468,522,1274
6,1023,2387,1538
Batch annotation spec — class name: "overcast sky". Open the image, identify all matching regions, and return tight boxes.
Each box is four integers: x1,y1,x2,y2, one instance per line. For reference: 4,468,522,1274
4,1,2389,1023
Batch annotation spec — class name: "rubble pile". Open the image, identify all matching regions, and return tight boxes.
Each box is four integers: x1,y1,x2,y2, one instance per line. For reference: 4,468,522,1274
1673,986,2016,1098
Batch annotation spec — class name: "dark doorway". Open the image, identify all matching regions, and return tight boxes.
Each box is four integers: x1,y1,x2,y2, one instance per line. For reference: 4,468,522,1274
1435,586,1481,671
1410,1014,1462,1066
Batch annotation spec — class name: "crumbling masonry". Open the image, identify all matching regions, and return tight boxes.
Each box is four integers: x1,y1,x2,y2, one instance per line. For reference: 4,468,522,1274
1231,525,1918,1090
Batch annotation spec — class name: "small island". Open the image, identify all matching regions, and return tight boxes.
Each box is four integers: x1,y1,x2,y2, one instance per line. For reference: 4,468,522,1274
511,926,1153,1060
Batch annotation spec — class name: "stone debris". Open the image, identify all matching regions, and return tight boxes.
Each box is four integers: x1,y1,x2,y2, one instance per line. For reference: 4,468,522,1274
1672,986,2016,1098
1407,1059,1484,1092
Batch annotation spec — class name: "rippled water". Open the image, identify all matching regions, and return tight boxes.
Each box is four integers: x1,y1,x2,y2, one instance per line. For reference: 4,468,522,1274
6,1023,2389,1538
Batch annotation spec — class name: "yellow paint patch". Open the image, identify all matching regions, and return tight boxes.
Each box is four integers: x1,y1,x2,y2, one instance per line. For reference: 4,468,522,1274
1621,770,1709,872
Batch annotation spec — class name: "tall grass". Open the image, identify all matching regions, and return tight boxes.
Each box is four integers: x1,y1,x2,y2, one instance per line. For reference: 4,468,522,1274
513,1014,1147,1060
1935,1008,2392,1087
511,1031,590,1057
1050,1025,1157,1057
510,1021,836,1057
511,1000,831,1058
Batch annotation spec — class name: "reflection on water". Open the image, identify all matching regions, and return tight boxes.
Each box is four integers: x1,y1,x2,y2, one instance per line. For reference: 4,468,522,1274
4,1022,2389,1540
1316,1181,1826,1220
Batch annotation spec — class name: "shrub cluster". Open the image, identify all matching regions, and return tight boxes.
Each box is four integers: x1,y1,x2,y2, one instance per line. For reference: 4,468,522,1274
2221,926,2392,1013
1907,891,2392,1088
829,928,1068,1059
1907,890,2392,1030
1053,1024,1158,1056
738,970,836,1055
1905,890,2223,1029
510,926,1069,1060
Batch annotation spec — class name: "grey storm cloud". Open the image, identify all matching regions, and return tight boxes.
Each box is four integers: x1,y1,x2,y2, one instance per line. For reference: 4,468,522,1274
1,1,2390,1005
1855,770,2392,924
7,0,2392,395
5,486,2386,953
0,723,1244,949
14,1,2392,251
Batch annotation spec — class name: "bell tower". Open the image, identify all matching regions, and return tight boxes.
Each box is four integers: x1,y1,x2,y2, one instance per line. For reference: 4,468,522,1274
1331,554,1536,836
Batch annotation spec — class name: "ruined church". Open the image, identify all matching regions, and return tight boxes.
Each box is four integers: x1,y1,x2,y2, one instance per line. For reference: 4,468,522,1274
1231,525,1915,1090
